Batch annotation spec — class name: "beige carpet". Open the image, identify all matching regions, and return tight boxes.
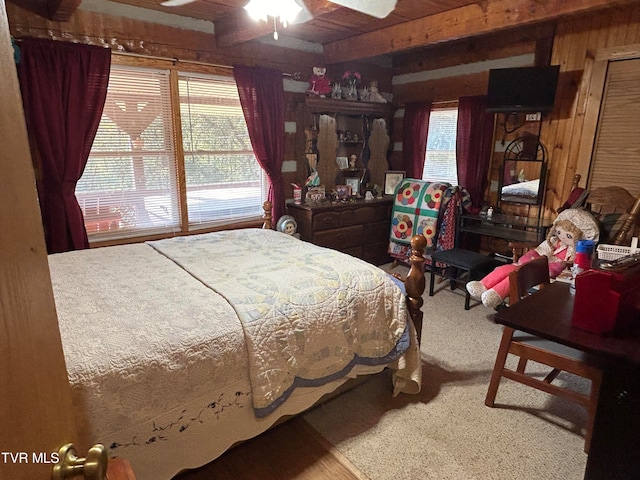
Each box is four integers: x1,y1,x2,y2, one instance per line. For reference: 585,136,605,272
303,264,589,480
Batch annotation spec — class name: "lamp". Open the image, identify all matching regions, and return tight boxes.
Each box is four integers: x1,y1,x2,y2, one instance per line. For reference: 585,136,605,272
244,0,306,40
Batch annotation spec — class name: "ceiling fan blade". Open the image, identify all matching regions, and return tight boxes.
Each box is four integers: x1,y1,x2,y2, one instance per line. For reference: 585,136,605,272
291,0,313,24
160,0,197,7
330,0,397,18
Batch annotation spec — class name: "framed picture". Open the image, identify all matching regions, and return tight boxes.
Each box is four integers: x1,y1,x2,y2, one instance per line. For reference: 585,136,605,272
384,170,406,196
345,177,360,195
336,156,349,170
335,184,351,200
305,186,325,205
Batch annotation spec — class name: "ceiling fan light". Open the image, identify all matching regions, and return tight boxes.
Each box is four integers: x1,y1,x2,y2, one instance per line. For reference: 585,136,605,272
244,0,302,24
278,0,303,24
244,0,268,21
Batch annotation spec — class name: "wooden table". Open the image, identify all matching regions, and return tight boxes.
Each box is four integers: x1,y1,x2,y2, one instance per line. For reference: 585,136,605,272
494,282,640,480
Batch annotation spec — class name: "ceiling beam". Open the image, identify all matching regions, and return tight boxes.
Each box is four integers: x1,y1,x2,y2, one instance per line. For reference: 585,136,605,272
7,0,80,21
215,0,342,48
323,0,640,63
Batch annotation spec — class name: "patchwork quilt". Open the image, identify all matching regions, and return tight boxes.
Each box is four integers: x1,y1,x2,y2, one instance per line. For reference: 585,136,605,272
388,179,451,260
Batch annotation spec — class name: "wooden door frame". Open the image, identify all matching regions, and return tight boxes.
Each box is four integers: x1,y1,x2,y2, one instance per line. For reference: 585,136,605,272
0,1,81,477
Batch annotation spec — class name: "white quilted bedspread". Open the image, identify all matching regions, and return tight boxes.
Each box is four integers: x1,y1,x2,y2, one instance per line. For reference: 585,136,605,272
149,229,414,416
49,229,421,478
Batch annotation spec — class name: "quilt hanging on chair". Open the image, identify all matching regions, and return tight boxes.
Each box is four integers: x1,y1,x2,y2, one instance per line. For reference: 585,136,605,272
388,180,450,256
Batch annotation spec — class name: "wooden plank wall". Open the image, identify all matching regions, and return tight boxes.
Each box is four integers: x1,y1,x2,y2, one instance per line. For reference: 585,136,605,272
543,4,640,215
390,4,640,218
8,2,640,218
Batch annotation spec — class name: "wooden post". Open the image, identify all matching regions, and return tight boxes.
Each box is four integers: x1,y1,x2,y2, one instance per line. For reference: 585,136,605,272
262,201,273,229
405,234,427,344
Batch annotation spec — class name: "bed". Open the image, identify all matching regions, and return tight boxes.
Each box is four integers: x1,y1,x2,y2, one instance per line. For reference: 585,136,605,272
48,222,426,479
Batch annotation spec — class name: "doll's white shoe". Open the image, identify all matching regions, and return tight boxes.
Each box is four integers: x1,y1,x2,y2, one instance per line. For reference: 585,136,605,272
481,289,503,309
466,281,486,300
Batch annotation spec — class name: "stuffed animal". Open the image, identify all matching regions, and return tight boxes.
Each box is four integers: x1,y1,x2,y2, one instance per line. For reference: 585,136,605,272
466,208,600,308
306,67,332,97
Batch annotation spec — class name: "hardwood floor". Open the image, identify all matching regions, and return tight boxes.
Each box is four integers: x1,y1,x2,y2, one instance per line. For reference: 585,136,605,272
173,416,370,480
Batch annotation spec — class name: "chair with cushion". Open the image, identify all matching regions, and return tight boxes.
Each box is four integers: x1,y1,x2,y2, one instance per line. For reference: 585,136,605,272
429,248,502,310
484,256,602,452
387,178,502,309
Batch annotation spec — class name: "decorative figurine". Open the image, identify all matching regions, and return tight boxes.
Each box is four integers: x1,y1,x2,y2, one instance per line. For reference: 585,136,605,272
306,66,332,97
331,82,342,99
276,215,300,239
368,80,387,103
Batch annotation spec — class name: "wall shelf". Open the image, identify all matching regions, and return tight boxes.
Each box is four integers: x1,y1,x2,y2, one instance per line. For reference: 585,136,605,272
305,97,392,117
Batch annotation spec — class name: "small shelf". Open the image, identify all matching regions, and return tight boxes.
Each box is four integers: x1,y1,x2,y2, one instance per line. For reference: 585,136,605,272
306,97,392,117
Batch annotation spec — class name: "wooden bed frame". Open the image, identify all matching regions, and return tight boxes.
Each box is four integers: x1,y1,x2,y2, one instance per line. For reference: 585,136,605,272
262,201,427,343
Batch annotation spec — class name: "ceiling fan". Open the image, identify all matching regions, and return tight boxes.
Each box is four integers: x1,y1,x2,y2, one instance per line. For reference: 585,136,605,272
159,0,397,20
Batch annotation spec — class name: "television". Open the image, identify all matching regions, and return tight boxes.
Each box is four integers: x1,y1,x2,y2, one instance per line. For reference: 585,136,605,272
486,65,560,113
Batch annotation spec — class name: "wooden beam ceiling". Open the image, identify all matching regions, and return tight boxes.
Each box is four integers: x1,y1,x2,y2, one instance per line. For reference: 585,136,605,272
7,0,80,21
323,0,640,63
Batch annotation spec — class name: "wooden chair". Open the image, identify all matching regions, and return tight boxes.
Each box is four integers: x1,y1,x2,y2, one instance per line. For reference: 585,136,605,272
586,186,637,244
484,256,603,453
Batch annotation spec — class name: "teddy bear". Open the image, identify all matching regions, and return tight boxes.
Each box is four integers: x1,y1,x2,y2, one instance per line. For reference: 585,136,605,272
306,66,332,97
466,208,600,308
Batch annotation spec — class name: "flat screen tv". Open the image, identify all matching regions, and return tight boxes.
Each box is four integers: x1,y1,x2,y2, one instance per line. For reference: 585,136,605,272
486,65,560,113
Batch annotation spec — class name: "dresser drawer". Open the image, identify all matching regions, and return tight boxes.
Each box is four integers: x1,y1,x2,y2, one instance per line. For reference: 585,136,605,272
363,220,391,243
313,210,343,231
313,225,363,250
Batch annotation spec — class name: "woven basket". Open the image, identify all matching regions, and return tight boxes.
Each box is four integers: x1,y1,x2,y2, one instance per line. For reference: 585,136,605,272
597,237,638,261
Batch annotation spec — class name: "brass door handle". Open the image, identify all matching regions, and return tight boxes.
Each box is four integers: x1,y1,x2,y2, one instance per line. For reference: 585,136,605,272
52,443,108,480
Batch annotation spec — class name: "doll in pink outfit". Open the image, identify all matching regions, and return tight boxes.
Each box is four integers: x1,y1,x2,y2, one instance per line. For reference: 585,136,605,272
466,208,600,308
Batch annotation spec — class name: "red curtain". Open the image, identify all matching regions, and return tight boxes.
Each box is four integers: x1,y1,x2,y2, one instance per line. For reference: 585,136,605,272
402,101,432,179
233,65,286,223
456,95,494,213
17,38,110,253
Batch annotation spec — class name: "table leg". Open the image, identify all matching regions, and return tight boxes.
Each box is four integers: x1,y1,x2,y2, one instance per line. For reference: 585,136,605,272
585,363,640,480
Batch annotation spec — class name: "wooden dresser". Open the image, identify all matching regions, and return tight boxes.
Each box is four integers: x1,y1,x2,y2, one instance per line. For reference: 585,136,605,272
286,198,393,265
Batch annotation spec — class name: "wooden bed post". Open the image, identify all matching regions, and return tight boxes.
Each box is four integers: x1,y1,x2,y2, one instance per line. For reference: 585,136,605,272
262,201,273,229
405,234,427,344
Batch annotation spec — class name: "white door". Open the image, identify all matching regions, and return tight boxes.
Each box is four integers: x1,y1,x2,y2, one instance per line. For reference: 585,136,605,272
0,2,83,478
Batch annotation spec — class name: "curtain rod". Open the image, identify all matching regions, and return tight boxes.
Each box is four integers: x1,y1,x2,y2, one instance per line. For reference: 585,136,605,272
396,100,458,109
115,50,301,79
12,39,301,79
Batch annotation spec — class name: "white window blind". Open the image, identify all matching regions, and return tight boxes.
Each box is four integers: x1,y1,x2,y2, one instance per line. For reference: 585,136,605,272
178,74,266,228
422,108,459,185
589,58,640,196
78,66,180,240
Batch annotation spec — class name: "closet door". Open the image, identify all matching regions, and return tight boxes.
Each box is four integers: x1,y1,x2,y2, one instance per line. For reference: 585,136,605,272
589,58,640,196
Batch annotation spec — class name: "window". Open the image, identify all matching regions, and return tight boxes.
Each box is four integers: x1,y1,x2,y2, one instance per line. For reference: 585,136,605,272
180,74,266,228
78,62,265,242
422,108,458,185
